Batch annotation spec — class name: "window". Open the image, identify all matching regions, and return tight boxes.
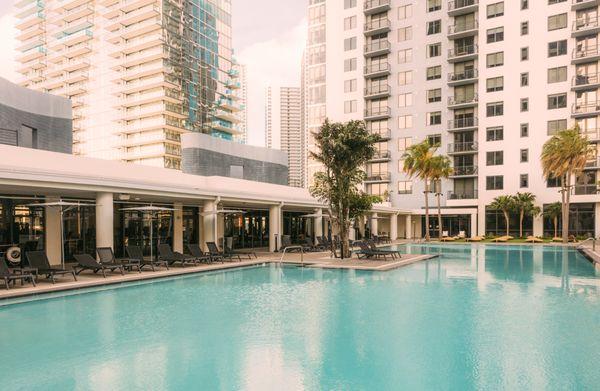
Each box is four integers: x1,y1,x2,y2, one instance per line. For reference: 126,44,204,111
521,149,529,162
521,47,529,61
547,119,567,135
548,13,567,31
521,73,529,87
486,126,504,141
426,65,441,80
487,27,504,43
398,4,413,20
520,174,529,188
427,0,441,12
427,88,441,103
427,20,441,35
344,37,356,51
344,79,356,93
427,43,441,58
487,52,504,68
344,16,356,30
548,66,567,83
427,134,442,146
398,181,413,194
398,26,412,42
428,112,441,125
548,40,567,57
486,176,504,190
487,151,504,166
521,98,529,112
521,123,529,137
548,0,566,4
521,21,529,35
548,93,567,109
547,176,561,188
344,0,356,9
344,58,356,72
344,100,357,113
398,71,413,85
521,0,528,10
398,115,413,129
487,2,504,19
398,92,413,107
486,76,504,92
487,102,504,117
398,137,413,151
398,48,413,63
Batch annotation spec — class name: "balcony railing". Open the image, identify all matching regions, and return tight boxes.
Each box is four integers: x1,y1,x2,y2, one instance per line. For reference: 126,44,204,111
573,17,599,32
365,172,391,182
448,44,478,59
448,142,478,154
584,157,600,168
369,128,392,140
364,40,391,55
451,166,478,176
364,84,390,97
370,150,391,161
573,184,598,195
572,102,600,115
448,0,478,12
573,46,600,60
572,73,600,87
364,62,390,76
364,0,391,13
448,117,478,129
580,128,600,142
448,94,478,106
448,190,478,200
448,20,478,35
364,107,391,119
364,18,391,33
448,68,478,83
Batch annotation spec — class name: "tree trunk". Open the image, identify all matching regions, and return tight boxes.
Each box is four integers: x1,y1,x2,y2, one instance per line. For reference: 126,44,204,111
339,207,351,259
519,210,524,238
424,177,430,241
563,174,571,243
504,211,510,236
437,191,443,240
554,217,558,238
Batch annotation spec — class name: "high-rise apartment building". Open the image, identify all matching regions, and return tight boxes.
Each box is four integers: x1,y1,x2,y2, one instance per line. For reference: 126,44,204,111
14,0,243,169
237,63,249,143
265,86,304,187
307,0,600,238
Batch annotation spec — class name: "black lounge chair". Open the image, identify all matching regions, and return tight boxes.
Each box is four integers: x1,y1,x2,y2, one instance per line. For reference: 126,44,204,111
207,242,239,262
0,259,36,289
301,237,319,252
157,244,196,267
186,243,214,263
224,243,257,259
25,251,77,284
317,236,330,250
126,245,169,271
280,236,308,252
97,247,141,273
366,240,401,259
73,254,124,277
355,241,392,260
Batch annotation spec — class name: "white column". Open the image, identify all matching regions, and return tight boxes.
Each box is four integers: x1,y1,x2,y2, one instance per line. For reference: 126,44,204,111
202,200,217,252
95,192,114,252
45,196,62,266
595,203,600,238
371,213,378,236
390,214,398,240
477,204,486,236
405,215,412,239
314,208,323,244
173,202,183,253
269,204,282,252
470,211,478,238
533,210,544,238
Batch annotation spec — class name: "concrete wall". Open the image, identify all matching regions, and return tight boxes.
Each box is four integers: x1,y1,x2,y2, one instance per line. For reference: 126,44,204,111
0,77,72,153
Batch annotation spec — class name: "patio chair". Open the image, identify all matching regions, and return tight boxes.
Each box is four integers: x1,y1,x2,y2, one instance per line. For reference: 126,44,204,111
97,247,141,273
73,254,124,277
302,237,320,252
316,236,329,249
25,251,77,284
126,245,169,271
0,259,36,290
157,244,197,267
224,243,257,259
355,241,392,260
280,236,307,253
186,243,216,263
207,242,240,262
366,239,401,259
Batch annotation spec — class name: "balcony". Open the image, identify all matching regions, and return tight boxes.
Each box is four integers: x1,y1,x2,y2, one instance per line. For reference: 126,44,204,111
364,19,391,36
448,142,478,154
107,18,162,43
572,17,600,37
17,46,46,63
59,3,94,23
210,120,243,135
448,94,478,108
450,166,478,177
364,62,390,78
584,156,600,169
581,128,600,142
364,107,391,121
572,73,600,90
448,69,478,86
572,46,600,64
447,190,478,200
57,0,93,12
213,109,241,123
448,20,478,39
364,0,391,15
105,4,160,32
572,0,600,11
448,117,478,131
226,80,241,89
572,102,600,117
448,0,478,16
369,128,391,140
573,184,598,195
448,45,478,62
17,23,45,41
16,11,44,31
365,172,391,183
364,40,391,57
364,84,391,99
369,150,391,162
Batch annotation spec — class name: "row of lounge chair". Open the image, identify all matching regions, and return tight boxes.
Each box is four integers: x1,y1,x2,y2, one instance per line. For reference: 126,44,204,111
355,240,402,260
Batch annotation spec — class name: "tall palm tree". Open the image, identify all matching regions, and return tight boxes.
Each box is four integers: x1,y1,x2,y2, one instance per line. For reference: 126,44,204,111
541,126,589,243
403,140,437,241
544,202,562,239
429,155,453,240
513,192,536,238
489,195,515,237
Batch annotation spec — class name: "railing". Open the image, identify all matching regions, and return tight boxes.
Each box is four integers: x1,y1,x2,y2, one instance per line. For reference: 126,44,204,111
572,73,600,87
573,46,600,60
580,128,600,141
448,0,478,11
370,150,391,160
364,18,391,32
448,20,478,34
364,40,391,54
365,172,391,182
365,84,390,96
577,237,596,252
448,117,478,129
448,69,478,82
573,184,598,195
364,0,391,11
448,190,478,200
278,245,305,267
573,17,599,32
448,94,478,106
364,107,391,118
448,44,478,59
573,0,598,5
369,129,392,139
584,157,600,168
451,166,478,176
572,102,600,114
448,142,478,153
364,62,390,75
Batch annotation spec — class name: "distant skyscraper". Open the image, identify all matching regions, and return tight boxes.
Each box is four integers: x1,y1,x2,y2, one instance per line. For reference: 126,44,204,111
14,0,243,169
265,86,304,188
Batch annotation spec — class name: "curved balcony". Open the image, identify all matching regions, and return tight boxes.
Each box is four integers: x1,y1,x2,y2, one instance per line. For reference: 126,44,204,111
364,0,391,15
364,40,391,57
448,20,478,39
364,107,391,121
448,94,478,108
448,0,478,16
448,45,478,62
364,19,391,36
448,142,478,154
448,69,478,86
364,84,391,99
448,117,478,131
364,62,390,78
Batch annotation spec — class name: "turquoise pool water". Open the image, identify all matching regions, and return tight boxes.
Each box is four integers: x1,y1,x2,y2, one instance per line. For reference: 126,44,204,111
1,244,599,390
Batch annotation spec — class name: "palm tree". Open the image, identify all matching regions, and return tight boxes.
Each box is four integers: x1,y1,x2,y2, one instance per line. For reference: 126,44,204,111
403,140,437,241
489,195,515,237
544,202,562,239
513,192,536,238
541,126,589,243
429,155,453,240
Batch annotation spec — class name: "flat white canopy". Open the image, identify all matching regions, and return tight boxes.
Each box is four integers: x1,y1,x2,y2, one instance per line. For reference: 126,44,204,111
201,209,247,216
121,206,175,212
26,201,95,207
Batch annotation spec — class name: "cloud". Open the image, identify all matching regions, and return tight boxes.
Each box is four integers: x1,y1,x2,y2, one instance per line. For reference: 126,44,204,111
237,18,306,147
0,13,18,83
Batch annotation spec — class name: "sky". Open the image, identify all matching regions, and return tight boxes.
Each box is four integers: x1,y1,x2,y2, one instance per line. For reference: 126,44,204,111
0,0,307,147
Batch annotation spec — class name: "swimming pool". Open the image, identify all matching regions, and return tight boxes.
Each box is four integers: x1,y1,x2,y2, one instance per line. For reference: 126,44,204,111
1,244,599,390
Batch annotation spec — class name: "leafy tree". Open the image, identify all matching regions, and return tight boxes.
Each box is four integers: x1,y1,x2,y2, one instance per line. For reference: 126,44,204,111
402,140,437,241
489,195,515,237
544,202,562,238
309,120,381,258
430,155,453,240
541,126,589,242
513,192,537,238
